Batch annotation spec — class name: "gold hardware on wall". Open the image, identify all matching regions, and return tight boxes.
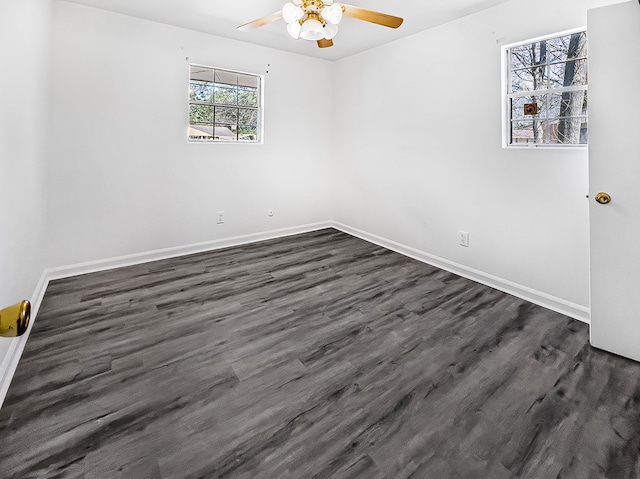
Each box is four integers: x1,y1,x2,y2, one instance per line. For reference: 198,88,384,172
0,301,31,337
595,192,612,205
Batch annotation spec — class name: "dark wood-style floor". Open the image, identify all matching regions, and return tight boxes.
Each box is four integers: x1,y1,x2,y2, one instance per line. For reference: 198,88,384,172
1,228,640,478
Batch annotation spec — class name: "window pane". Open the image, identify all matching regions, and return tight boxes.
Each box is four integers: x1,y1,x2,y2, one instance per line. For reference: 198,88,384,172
215,107,238,125
580,90,588,117
214,70,237,87
239,125,258,141
511,51,530,70
238,88,258,107
548,32,587,63
511,66,547,93
538,94,557,119
238,73,258,89
214,124,237,140
547,91,588,118
511,120,534,144
548,117,588,144
510,42,544,69
549,59,587,88
238,108,258,125
579,119,588,144
189,124,214,140
546,93,562,118
511,119,548,144
190,65,214,83
190,104,213,124
513,93,566,120
511,96,542,120
214,85,237,105
189,81,213,103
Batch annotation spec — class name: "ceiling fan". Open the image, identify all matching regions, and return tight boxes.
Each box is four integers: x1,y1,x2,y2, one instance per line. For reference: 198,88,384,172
238,0,403,49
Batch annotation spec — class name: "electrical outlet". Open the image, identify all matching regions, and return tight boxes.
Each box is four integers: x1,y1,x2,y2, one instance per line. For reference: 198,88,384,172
268,209,274,217
217,211,224,224
459,231,469,247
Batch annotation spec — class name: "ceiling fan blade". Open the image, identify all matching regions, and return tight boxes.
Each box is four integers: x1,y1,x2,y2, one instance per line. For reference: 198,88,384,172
238,11,283,32
341,4,403,29
317,38,334,48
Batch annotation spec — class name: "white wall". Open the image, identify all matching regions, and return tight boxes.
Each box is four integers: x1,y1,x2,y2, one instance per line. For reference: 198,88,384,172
45,2,334,268
332,0,624,314
0,0,51,357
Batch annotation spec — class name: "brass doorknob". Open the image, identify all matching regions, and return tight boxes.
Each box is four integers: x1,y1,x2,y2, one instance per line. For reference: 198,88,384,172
0,300,30,337
595,192,612,205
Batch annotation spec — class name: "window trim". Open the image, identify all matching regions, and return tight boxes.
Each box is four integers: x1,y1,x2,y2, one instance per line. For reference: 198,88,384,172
501,27,588,149
188,63,265,145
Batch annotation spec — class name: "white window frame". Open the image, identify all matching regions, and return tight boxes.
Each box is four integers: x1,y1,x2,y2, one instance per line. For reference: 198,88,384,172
188,64,264,144
501,27,588,149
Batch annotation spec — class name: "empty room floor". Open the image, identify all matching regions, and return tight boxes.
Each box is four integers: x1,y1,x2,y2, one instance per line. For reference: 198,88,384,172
1,228,639,478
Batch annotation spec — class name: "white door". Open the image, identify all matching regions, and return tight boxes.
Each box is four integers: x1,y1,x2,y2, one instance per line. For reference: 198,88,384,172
589,1,640,361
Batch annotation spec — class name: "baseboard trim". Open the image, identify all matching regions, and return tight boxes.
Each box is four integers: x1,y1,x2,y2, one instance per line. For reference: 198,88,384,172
46,221,333,281
0,221,332,408
332,222,590,324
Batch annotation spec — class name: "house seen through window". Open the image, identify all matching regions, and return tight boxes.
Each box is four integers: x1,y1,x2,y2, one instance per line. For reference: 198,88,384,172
189,65,262,143
505,30,587,147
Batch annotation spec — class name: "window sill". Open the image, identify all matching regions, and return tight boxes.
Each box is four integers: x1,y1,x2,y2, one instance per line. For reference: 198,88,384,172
504,143,588,150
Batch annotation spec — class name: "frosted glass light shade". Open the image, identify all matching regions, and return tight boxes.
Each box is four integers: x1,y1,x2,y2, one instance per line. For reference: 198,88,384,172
283,3,304,23
324,0,333,4
300,18,324,41
321,4,342,24
323,22,338,40
287,21,302,39
292,0,302,4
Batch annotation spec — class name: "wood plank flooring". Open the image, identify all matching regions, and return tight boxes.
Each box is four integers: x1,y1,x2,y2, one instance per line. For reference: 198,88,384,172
1,228,640,478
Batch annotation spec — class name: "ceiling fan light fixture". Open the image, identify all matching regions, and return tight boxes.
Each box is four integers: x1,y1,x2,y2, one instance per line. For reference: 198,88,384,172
237,1,403,50
323,22,338,40
300,18,325,41
321,4,343,25
287,20,302,39
283,3,304,24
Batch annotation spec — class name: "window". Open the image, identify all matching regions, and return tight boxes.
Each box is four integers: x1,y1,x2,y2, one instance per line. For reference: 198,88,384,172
504,30,587,147
188,65,262,143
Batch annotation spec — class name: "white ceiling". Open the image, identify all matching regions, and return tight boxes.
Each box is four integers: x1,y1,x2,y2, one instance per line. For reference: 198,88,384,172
61,0,513,61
